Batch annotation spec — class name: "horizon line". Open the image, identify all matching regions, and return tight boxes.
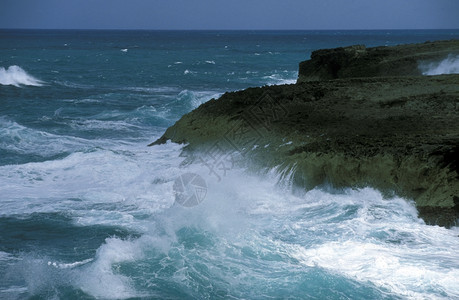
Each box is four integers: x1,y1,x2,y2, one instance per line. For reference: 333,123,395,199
1,27,459,31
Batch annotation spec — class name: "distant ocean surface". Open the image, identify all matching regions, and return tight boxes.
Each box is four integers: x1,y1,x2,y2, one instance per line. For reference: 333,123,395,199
1,30,459,299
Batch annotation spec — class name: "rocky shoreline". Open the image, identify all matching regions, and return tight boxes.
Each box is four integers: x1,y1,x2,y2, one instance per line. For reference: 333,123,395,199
151,40,459,227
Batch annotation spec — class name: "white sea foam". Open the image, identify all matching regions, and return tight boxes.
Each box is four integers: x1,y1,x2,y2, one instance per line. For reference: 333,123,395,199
263,71,298,85
47,258,93,269
121,86,178,93
63,98,101,103
0,65,44,87
69,119,143,131
0,140,185,299
0,141,183,219
132,166,458,299
291,239,459,299
56,80,94,89
0,251,11,261
14,254,139,299
75,238,145,299
0,117,92,156
184,69,196,75
73,235,175,298
419,55,459,75
3,138,459,298
276,187,459,299
77,166,459,299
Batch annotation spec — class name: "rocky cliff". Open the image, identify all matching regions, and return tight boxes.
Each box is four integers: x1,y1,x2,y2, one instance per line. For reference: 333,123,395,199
298,39,459,82
151,40,459,227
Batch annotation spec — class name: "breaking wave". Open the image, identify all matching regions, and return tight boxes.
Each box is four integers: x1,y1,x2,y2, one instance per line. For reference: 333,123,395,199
0,66,44,87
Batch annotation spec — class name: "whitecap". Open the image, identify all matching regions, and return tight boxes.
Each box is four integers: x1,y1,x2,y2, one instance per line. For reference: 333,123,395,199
184,69,196,75
0,251,11,261
174,89,222,109
63,98,101,103
262,71,298,85
121,86,178,93
0,65,44,87
47,258,93,269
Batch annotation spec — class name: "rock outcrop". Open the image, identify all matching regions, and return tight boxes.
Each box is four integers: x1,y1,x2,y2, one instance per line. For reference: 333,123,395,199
298,40,459,82
152,40,459,227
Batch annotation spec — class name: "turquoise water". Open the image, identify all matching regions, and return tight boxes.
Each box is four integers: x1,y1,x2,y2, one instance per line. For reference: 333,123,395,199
1,30,459,299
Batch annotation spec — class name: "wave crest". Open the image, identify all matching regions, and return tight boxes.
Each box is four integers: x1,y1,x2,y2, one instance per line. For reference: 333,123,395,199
0,65,44,87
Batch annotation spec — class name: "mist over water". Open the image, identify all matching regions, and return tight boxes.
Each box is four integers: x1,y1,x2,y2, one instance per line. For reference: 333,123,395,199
1,29,459,299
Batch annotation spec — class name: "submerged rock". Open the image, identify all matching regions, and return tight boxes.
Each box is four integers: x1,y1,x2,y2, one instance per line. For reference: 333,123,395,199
152,40,459,227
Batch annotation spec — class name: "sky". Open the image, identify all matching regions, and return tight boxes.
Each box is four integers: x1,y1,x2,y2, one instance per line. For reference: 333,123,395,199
0,0,458,30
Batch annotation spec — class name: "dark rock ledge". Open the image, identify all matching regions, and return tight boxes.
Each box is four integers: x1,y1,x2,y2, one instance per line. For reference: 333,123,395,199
151,40,459,227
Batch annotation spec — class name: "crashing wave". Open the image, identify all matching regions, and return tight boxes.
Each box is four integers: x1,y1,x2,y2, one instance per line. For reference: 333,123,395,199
0,65,44,87
420,55,459,75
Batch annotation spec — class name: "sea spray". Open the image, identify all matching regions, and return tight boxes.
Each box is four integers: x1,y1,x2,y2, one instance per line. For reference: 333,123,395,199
420,55,459,75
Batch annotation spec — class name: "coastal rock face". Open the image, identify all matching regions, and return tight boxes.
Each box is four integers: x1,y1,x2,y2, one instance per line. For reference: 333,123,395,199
152,41,459,227
298,40,459,82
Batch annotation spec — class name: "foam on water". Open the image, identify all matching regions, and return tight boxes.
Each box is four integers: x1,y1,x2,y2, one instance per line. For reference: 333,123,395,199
0,117,93,157
68,119,143,132
0,65,44,87
72,168,459,299
47,258,93,269
291,240,459,299
2,135,459,299
121,86,179,93
75,238,145,299
0,141,183,218
263,71,298,85
0,251,10,261
55,80,94,89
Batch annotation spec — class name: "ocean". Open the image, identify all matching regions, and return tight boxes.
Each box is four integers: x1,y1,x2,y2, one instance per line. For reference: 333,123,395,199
1,29,459,299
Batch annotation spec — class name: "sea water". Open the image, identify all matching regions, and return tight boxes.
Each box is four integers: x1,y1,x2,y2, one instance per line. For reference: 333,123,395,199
1,30,459,299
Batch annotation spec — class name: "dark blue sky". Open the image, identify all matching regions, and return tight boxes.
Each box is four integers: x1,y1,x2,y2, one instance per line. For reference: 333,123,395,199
1,0,458,30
